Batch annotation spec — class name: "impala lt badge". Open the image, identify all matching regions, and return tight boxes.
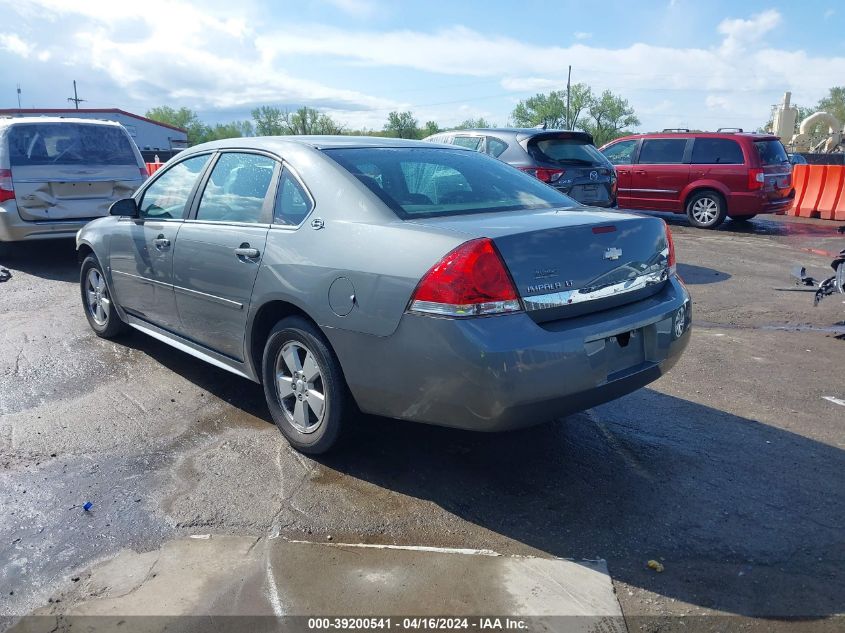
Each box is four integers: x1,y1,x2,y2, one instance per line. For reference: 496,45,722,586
604,247,623,261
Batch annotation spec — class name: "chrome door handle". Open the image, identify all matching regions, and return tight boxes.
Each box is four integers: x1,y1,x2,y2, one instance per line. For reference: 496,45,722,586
153,236,170,250
235,247,260,259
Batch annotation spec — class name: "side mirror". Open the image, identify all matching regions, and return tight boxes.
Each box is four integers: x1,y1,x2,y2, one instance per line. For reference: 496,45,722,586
109,198,139,218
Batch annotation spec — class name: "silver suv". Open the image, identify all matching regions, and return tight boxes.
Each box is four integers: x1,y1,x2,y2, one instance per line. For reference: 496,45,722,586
0,117,146,241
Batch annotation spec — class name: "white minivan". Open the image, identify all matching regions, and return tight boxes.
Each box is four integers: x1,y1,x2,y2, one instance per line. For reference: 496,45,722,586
0,117,147,241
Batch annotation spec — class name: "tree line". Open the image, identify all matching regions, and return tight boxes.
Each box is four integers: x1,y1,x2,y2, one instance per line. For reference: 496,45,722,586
145,85,639,147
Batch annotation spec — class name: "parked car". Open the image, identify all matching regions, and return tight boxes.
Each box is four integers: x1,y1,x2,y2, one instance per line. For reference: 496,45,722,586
424,128,617,207
77,137,691,454
0,117,147,241
600,131,794,228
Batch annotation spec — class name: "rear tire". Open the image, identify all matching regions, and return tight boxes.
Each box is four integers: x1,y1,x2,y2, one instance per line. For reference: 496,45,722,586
686,191,727,229
261,316,348,454
80,255,128,339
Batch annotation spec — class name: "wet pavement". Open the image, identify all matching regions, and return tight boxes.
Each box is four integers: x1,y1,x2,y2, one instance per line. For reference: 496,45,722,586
0,213,843,630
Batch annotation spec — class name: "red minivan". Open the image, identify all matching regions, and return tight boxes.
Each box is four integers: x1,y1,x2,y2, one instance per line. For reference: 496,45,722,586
599,131,794,228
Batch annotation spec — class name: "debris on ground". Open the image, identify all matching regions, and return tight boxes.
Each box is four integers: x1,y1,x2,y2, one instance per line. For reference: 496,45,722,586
647,560,665,573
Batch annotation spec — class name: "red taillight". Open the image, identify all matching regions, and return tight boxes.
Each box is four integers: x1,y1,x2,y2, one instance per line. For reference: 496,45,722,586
0,169,14,203
409,238,522,317
748,168,765,190
518,166,565,183
663,220,676,273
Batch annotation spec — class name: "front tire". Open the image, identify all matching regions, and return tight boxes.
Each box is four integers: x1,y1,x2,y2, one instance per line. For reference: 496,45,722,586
80,255,128,339
261,316,348,454
686,191,727,229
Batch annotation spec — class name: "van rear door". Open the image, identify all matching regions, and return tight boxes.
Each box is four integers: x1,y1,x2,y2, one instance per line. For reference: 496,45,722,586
8,122,144,221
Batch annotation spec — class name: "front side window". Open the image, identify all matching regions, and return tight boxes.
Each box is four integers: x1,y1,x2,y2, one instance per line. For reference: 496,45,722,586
602,139,638,165
274,171,313,226
325,147,576,219
138,154,210,219
691,139,744,164
196,153,276,224
8,123,138,166
638,139,688,164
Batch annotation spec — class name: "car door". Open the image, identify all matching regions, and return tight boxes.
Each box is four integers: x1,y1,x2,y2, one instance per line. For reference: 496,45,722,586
601,139,639,208
630,138,691,211
109,153,212,331
171,151,279,361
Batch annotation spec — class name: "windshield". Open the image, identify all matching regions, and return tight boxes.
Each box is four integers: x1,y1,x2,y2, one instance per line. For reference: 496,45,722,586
754,140,789,166
325,147,578,219
8,123,138,167
529,138,607,165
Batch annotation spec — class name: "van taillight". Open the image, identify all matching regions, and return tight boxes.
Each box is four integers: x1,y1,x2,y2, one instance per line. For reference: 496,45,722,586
0,169,14,203
748,168,765,191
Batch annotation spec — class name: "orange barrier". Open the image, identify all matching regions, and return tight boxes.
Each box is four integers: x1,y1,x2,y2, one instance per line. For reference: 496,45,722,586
145,162,164,177
788,163,845,221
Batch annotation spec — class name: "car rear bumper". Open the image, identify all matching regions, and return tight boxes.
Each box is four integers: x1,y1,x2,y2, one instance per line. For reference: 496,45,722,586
326,276,691,431
729,189,795,216
0,202,93,242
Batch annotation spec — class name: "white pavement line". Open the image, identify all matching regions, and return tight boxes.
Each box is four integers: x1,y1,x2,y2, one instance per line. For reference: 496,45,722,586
265,550,285,616
287,539,502,556
822,396,845,407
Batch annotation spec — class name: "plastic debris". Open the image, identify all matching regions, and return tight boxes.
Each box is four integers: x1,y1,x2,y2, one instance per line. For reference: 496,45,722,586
0,268,10,283
647,560,664,573
82,502,93,512
189,534,211,540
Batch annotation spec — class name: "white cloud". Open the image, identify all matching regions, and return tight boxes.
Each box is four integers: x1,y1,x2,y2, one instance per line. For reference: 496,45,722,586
322,0,379,17
0,33,34,57
718,9,781,56
574,32,592,40
705,95,730,110
824,8,835,18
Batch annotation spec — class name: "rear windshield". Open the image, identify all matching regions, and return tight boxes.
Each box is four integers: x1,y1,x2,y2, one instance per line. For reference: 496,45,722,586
324,147,577,219
754,140,789,166
528,137,606,165
8,123,138,167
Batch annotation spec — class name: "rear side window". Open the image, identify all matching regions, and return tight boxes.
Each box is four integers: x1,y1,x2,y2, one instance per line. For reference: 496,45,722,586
452,136,482,151
8,123,137,166
691,139,744,164
196,153,276,223
638,139,687,164
486,137,508,158
325,147,574,219
274,171,313,226
754,140,789,166
139,154,210,219
529,138,605,165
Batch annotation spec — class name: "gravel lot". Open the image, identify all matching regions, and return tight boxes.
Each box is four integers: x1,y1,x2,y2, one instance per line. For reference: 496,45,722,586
1,213,843,630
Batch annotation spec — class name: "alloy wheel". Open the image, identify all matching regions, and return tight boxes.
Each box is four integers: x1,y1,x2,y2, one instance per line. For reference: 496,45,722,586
691,197,719,225
275,341,327,433
85,268,111,326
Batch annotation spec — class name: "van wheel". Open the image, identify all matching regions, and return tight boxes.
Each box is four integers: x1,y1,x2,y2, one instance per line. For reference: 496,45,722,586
686,191,726,229
80,255,128,338
262,316,348,454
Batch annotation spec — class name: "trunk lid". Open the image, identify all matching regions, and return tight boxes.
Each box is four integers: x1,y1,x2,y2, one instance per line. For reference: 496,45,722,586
410,209,672,322
12,164,144,221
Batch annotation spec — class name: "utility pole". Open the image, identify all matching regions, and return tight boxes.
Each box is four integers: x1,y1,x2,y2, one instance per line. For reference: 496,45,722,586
566,65,572,130
67,80,86,109
16,84,21,109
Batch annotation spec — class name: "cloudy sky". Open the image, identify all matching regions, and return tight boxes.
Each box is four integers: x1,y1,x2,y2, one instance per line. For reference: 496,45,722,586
0,0,842,133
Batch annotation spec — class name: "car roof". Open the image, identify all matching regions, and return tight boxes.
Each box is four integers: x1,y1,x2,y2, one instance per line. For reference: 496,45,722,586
186,135,468,153
607,132,780,144
0,116,124,129
436,127,591,138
